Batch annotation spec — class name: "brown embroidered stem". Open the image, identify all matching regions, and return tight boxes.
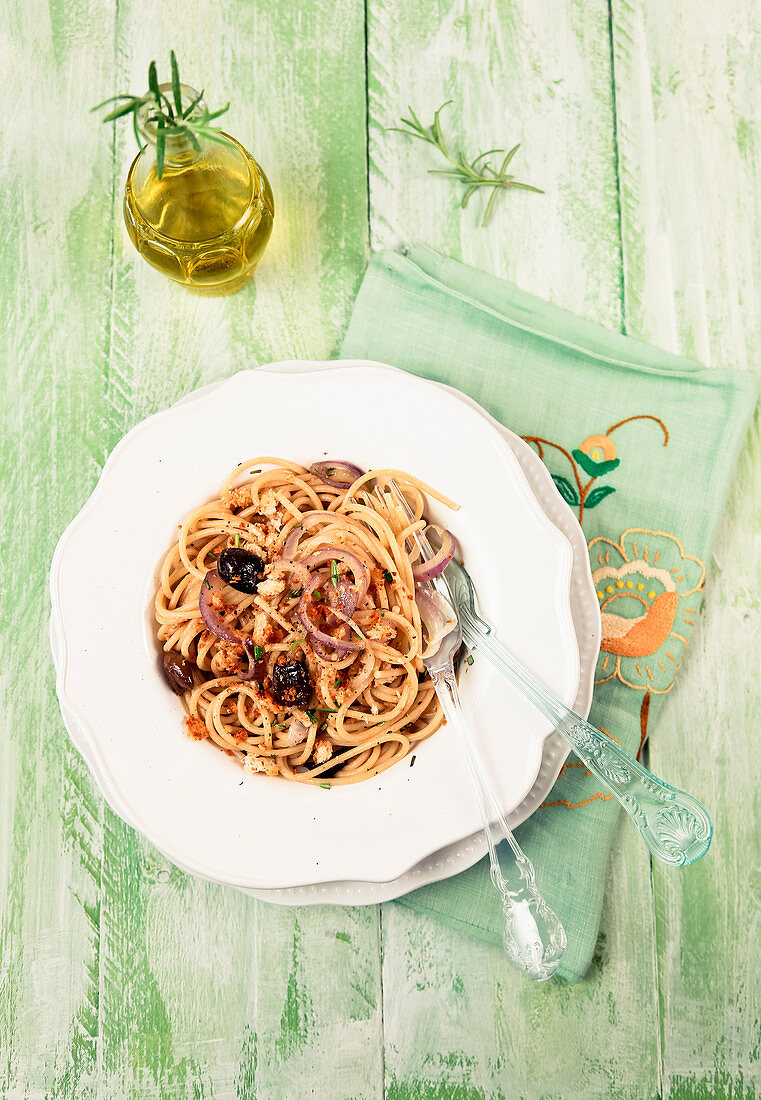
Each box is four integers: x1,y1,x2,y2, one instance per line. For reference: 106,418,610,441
606,414,669,446
637,691,651,761
523,437,584,497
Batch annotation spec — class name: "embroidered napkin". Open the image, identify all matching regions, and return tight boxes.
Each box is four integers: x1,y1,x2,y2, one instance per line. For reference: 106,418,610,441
340,244,758,982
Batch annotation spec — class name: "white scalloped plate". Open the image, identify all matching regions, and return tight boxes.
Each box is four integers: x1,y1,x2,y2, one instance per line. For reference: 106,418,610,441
50,360,599,892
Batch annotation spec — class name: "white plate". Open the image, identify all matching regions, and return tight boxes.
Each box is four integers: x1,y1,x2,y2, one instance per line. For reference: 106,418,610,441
50,361,595,892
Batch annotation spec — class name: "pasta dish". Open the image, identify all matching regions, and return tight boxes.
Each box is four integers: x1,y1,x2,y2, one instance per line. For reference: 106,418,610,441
154,458,458,786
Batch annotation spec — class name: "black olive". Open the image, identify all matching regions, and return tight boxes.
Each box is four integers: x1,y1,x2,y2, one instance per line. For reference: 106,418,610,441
270,661,312,708
218,547,266,594
162,650,195,694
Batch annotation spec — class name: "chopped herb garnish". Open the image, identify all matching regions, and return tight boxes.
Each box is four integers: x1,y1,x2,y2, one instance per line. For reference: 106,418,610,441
253,645,263,659
326,468,335,476
207,552,217,561
288,588,302,599
205,577,211,590
313,589,323,602
335,678,341,689
305,709,316,722
314,707,337,713
319,782,331,790
330,560,340,588
465,655,474,666
288,637,304,650
384,569,394,584
409,755,417,768
234,532,240,547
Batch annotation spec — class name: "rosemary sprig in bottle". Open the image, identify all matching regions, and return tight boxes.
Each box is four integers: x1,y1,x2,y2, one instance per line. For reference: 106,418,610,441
389,101,543,226
92,51,230,179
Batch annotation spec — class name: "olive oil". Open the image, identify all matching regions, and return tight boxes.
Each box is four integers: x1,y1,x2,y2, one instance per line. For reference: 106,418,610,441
124,132,274,296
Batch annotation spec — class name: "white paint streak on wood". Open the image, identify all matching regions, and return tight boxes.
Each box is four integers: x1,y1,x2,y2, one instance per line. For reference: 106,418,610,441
0,0,116,1095
367,0,623,324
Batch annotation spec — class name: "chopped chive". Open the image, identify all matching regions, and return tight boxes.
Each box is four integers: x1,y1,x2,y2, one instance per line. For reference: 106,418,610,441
205,577,211,589
334,678,341,689
253,645,263,659
384,569,394,584
235,532,240,547
207,552,217,561
330,560,340,588
314,707,337,713
313,589,323,601
319,783,331,790
465,655,474,666
306,709,316,722
288,637,304,650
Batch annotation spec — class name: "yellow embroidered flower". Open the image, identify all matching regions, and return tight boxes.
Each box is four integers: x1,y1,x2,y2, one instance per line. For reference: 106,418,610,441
589,529,705,694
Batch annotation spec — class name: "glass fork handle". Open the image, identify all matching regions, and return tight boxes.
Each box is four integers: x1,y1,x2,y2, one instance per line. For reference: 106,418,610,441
431,667,566,980
463,616,713,866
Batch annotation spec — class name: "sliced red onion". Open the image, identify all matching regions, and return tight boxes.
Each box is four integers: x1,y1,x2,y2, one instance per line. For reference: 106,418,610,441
415,586,454,659
310,460,364,489
239,638,267,683
302,547,369,600
199,570,245,645
310,635,359,665
412,526,456,583
280,720,309,747
327,577,359,619
279,511,327,560
298,571,363,654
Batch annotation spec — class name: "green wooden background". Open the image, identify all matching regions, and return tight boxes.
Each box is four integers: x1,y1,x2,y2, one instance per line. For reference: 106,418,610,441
1,0,759,1096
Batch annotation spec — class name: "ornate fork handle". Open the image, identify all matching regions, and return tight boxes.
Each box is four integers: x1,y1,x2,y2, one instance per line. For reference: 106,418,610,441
556,718,712,865
460,608,713,867
432,668,566,979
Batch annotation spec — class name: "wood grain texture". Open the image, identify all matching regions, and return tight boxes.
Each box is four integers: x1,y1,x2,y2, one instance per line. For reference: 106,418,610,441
366,1,660,1096
1,0,758,1094
0,0,116,1095
612,2,761,1096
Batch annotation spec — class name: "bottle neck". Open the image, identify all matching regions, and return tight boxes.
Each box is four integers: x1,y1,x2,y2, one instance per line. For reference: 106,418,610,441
136,82,207,168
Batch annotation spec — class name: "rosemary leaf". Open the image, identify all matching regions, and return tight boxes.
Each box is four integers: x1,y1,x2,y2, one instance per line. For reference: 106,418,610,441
170,49,182,116
390,100,543,228
182,87,205,119
148,60,160,106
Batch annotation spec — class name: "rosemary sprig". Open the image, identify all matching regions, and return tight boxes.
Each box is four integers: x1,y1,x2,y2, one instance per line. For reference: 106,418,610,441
389,101,543,227
92,51,230,179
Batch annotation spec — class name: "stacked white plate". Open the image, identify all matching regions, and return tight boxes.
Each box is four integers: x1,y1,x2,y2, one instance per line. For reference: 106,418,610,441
50,361,600,904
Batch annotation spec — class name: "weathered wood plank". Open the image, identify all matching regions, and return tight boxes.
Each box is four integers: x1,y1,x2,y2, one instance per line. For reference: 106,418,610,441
366,0,660,1095
95,2,380,1098
0,1,117,1096
612,2,761,1096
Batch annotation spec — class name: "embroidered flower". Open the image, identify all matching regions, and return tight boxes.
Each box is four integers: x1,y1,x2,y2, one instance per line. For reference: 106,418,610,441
589,529,705,695
572,433,620,479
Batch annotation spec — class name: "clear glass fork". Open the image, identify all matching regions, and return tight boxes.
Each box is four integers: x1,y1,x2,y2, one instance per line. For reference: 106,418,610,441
444,556,713,866
381,483,567,980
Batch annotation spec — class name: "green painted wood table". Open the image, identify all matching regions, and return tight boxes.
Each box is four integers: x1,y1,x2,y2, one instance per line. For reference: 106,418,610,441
1,1,759,1096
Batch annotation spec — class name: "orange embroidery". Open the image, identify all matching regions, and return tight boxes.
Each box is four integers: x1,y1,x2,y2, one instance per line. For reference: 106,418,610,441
541,792,615,810
523,415,707,814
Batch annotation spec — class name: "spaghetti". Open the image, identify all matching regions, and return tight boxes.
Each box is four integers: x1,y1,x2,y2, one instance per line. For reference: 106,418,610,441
154,458,459,786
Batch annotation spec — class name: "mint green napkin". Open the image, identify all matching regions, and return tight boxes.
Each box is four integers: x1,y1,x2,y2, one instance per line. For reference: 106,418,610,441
341,244,758,982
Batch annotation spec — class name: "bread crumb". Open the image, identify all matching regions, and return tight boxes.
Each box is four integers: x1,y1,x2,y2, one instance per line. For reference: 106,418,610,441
185,715,208,741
